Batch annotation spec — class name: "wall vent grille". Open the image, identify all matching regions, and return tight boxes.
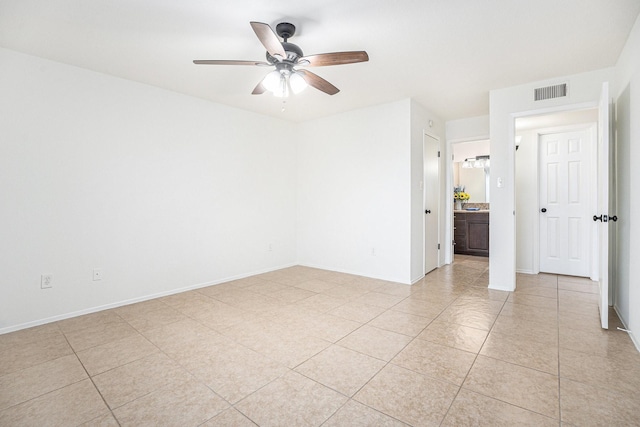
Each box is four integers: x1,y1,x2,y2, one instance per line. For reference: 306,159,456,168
534,83,568,101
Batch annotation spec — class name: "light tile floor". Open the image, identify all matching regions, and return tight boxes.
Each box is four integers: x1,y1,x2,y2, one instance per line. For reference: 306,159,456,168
1,255,639,426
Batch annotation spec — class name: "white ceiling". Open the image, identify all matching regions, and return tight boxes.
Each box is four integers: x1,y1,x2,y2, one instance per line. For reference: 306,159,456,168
1,0,638,123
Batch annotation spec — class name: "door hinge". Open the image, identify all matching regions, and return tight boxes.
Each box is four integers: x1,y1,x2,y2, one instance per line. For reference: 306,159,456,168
437,243,441,249
437,151,441,157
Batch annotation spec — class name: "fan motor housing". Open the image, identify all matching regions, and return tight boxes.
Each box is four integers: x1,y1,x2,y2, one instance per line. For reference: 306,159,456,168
266,42,303,63
282,42,303,58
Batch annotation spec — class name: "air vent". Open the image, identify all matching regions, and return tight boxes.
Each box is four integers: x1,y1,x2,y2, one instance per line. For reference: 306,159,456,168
534,83,568,101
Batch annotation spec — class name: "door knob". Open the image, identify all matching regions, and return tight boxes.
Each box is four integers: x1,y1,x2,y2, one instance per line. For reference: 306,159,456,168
425,210,431,214
541,208,547,213
609,215,618,222
593,215,603,222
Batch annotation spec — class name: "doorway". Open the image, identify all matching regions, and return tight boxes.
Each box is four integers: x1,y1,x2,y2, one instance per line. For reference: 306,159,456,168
451,139,491,262
514,109,598,277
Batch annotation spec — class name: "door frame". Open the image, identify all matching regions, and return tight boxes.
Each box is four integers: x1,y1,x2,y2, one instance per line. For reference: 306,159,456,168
445,135,491,264
423,131,441,274
532,123,598,278
511,101,604,286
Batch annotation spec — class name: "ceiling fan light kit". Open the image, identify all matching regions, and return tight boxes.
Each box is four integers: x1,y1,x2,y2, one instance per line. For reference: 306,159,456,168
262,68,307,98
193,21,368,98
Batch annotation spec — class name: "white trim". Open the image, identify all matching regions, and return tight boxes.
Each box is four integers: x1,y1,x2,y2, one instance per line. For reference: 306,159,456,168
614,305,640,352
488,283,513,292
299,262,411,285
445,135,490,265
511,102,598,120
509,101,599,290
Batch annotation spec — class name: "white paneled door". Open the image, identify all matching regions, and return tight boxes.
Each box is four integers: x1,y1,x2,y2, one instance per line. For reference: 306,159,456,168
596,82,610,330
539,128,593,277
424,133,440,274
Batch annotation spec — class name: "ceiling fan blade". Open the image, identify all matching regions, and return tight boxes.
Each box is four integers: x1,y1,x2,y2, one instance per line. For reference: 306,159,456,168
193,60,270,66
297,69,339,95
252,81,267,95
299,51,369,67
250,22,286,59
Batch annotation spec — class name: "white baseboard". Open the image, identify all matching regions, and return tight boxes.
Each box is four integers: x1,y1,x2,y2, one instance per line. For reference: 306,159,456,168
0,262,297,336
296,262,410,285
614,305,640,353
488,283,515,292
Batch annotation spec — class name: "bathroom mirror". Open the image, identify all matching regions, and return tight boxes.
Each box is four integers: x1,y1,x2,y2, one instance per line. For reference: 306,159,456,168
453,163,489,202
452,140,490,203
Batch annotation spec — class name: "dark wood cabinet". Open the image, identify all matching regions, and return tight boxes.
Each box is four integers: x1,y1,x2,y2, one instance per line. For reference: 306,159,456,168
454,212,489,257
454,214,468,254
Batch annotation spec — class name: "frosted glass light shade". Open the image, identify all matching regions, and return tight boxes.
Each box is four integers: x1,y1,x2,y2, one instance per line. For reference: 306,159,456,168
289,72,307,94
262,71,281,92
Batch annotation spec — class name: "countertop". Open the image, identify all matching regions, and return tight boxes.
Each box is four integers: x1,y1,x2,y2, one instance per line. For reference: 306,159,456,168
454,209,490,213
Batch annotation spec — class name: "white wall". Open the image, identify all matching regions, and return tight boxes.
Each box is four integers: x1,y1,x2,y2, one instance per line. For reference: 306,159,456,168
488,67,614,291
0,48,446,332
446,116,490,143
0,48,297,332
613,13,640,350
514,130,538,273
410,100,445,282
295,99,443,284
627,73,640,350
615,85,631,328
296,100,413,283
616,14,640,95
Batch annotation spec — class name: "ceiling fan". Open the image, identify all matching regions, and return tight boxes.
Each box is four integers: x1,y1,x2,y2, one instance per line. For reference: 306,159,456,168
193,21,369,97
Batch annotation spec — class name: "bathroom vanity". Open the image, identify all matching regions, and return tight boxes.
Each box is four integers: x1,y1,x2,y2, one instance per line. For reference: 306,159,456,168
454,210,489,257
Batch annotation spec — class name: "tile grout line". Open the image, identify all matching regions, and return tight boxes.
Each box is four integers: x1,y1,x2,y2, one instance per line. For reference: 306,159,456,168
440,272,565,424
284,268,482,426
437,268,505,426
70,313,234,425
60,331,122,427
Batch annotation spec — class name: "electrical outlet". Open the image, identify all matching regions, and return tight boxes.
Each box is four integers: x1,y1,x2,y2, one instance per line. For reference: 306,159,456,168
371,247,376,256
41,274,53,289
93,268,103,281
268,243,273,252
